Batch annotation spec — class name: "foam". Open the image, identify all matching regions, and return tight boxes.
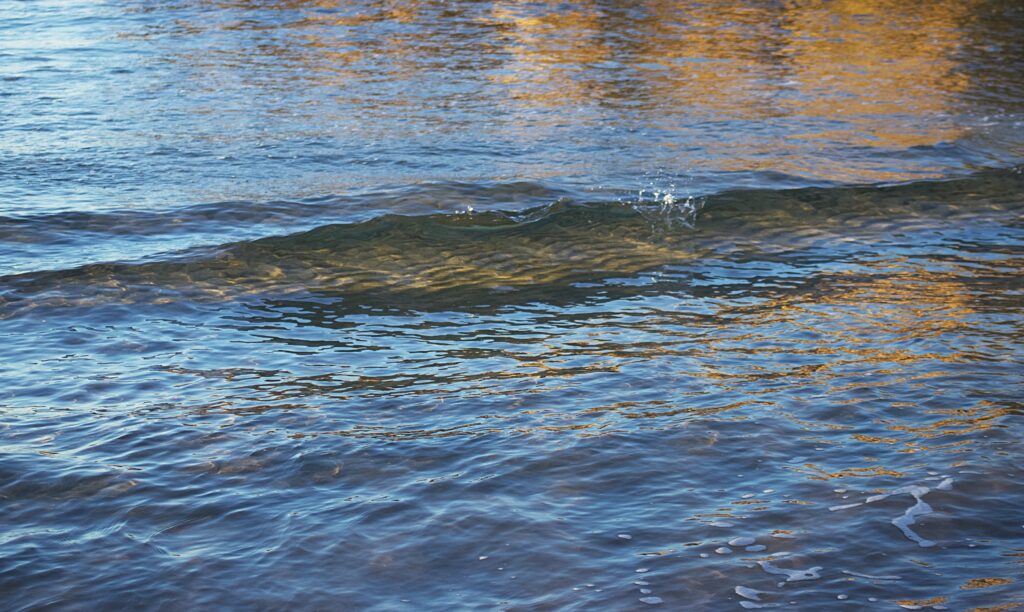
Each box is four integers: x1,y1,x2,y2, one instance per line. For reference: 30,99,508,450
757,560,822,582
735,586,771,601
831,479,954,547
842,570,902,581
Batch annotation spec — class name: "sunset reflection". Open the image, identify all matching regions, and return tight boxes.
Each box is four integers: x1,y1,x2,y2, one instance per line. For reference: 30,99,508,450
158,0,1015,188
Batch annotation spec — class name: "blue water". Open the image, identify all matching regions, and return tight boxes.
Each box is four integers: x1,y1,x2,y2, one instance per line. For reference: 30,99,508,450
2,1,1024,609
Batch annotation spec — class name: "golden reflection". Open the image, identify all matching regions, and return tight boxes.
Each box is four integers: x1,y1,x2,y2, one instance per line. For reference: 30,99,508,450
898,597,947,609
888,402,1016,439
964,604,1023,612
962,577,1014,589
167,0,992,183
788,463,904,480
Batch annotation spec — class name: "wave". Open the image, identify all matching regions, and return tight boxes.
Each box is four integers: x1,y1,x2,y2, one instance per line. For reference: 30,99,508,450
1,167,1021,315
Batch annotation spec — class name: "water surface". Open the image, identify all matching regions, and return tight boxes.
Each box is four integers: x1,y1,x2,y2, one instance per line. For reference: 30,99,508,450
2,1,1023,609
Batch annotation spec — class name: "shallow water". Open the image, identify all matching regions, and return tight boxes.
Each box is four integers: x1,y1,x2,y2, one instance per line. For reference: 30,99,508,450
2,1,1024,610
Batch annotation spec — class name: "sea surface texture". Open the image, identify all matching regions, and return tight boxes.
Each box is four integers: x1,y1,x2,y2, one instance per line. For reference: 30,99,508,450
2,1,1024,609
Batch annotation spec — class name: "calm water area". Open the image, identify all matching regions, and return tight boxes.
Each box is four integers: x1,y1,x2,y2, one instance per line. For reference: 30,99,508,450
2,0,1024,609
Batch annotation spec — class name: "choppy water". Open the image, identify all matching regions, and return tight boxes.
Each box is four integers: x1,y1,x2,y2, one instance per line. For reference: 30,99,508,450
2,1,1024,610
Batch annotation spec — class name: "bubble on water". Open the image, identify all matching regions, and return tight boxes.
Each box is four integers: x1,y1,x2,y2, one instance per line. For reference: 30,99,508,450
763,489,775,494
639,596,663,605
729,536,756,547
741,493,756,499
478,556,488,560
636,568,649,573
634,580,649,586
715,547,732,554
837,594,848,600
618,533,633,540
640,588,652,594
746,545,767,552
834,489,848,493
869,598,878,602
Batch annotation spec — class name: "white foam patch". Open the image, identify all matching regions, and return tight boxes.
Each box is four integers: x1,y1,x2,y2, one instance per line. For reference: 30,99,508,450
740,602,780,609
735,586,772,601
757,560,822,582
829,502,863,511
842,570,902,581
840,479,954,547
639,596,663,605
729,536,756,547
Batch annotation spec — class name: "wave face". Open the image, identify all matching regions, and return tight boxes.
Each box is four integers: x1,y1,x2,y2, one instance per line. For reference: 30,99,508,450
3,0,1024,609
3,169,1022,313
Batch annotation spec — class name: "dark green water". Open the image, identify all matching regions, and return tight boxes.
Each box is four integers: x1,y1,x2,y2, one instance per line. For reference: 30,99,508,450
2,1,1023,609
